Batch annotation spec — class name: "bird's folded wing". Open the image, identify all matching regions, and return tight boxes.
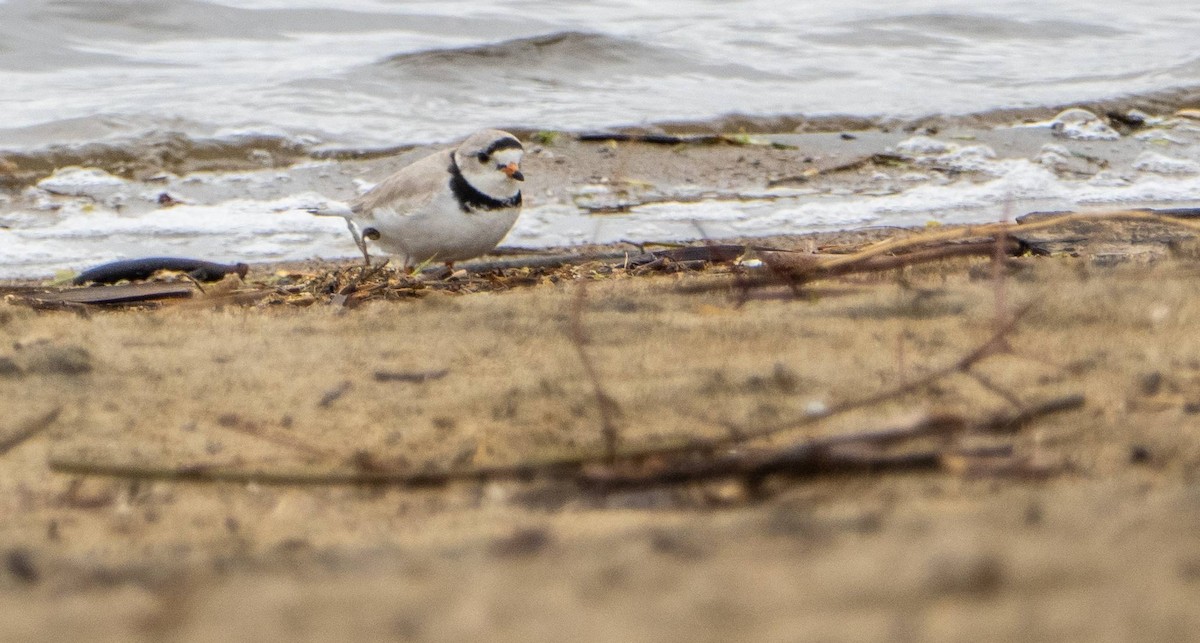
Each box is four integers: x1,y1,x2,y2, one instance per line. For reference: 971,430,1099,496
349,149,452,222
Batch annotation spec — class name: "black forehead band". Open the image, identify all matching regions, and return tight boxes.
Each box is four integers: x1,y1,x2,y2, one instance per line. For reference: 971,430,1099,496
481,137,523,157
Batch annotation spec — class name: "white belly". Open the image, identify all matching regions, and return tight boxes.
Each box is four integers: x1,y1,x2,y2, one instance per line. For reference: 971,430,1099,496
366,190,521,265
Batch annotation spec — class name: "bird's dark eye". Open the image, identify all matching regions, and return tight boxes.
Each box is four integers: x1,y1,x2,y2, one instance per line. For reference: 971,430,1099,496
476,152,489,163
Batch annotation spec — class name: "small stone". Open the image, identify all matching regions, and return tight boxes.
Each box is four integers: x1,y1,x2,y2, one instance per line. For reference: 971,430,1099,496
26,345,92,375
0,356,21,377
1139,371,1163,396
1129,444,1152,464
925,552,1004,597
6,549,38,584
1178,557,1200,582
489,527,552,558
647,529,706,560
1024,503,1044,526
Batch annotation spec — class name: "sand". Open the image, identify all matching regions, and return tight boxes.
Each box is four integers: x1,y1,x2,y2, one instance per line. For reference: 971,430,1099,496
3,129,1200,641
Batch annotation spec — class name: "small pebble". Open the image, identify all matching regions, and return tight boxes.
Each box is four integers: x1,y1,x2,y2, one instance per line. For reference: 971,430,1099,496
1129,444,1152,464
26,345,92,375
489,527,552,558
5,549,38,584
0,356,21,377
1139,371,1162,396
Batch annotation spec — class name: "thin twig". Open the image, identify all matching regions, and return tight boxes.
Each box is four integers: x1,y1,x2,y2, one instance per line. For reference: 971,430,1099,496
373,369,450,383
0,407,61,456
569,283,621,461
214,415,338,462
971,393,1087,434
715,303,1032,443
965,370,1024,408
991,226,1011,334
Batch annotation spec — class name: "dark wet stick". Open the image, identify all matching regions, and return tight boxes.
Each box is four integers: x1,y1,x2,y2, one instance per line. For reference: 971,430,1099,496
72,258,249,285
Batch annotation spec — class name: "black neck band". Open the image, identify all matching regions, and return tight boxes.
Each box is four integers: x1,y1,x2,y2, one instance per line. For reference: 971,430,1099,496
448,155,521,213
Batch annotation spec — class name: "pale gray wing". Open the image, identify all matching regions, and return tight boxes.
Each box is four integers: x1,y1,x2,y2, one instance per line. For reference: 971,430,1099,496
349,149,452,223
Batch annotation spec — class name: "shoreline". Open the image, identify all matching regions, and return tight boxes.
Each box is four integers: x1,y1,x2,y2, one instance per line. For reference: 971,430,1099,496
9,102,1200,281
4,87,1200,186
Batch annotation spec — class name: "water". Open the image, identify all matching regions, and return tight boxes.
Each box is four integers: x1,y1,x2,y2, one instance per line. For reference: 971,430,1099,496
4,0,1199,151
4,0,1200,277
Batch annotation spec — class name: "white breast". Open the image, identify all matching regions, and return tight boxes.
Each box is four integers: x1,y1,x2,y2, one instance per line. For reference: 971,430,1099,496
367,188,521,265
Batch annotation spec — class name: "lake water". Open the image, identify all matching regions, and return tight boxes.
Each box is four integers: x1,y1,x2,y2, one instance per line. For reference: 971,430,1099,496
4,0,1200,277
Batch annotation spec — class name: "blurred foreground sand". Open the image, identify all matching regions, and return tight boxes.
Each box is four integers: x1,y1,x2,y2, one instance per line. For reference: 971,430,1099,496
2,239,1200,640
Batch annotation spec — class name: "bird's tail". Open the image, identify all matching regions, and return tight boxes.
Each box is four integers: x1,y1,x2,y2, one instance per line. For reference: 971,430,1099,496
308,201,355,220
308,201,375,265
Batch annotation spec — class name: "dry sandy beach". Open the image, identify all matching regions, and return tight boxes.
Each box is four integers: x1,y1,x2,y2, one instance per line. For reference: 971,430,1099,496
4,122,1200,641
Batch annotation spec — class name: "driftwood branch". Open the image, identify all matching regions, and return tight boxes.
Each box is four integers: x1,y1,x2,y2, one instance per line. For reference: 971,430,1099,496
45,393,1083,490
818,209,1200,273
677,209,1200,296
759,237,1021,281
577,395,1084,490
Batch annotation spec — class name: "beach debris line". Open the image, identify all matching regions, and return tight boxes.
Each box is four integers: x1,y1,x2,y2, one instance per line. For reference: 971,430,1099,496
9,208,1200,313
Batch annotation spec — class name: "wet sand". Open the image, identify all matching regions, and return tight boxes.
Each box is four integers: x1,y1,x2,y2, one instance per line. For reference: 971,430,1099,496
4,130,1200,641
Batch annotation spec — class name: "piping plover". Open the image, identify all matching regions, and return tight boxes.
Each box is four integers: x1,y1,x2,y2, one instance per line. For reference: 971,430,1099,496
313,129,525,268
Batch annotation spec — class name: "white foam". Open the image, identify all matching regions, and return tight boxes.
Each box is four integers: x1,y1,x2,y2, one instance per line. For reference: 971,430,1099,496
1076,174,1200,204
894,136,952,155
1037,144,1073,169
1047,108,1121,141
36,167,128,198
0,197,356,278
1131,151,1200,175
893,137,1001,174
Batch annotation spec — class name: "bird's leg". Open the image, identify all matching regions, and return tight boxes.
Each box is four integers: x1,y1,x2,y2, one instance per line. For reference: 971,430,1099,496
345,218,371,268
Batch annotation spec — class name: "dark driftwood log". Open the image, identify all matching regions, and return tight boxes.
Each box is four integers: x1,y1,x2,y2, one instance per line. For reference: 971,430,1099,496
72,257,249,285
576,132,726,145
